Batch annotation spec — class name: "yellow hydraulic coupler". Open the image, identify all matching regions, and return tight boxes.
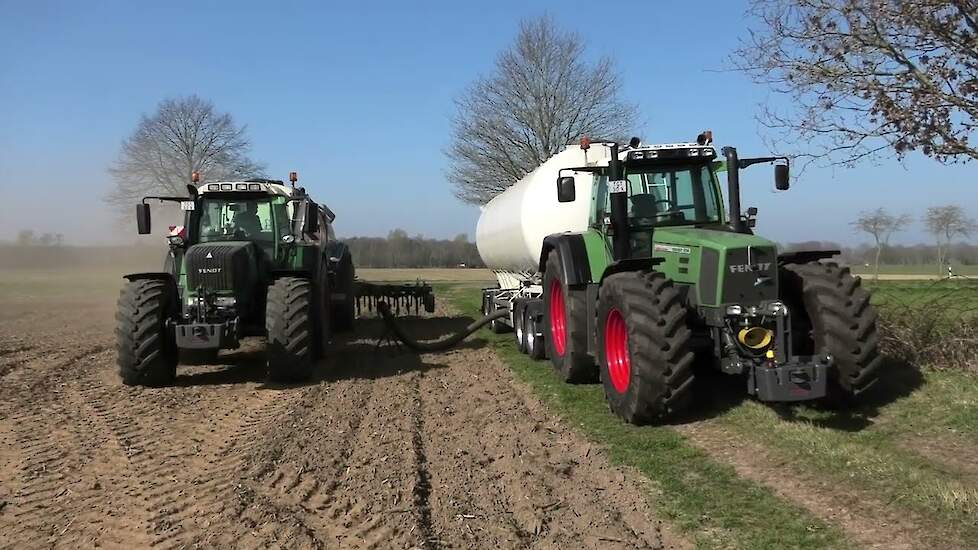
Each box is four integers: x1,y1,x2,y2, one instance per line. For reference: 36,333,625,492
737,326,773,350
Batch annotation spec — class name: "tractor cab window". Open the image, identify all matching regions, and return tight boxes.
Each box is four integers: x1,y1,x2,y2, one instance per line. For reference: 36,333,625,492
198,197,279,243
622,163,722,227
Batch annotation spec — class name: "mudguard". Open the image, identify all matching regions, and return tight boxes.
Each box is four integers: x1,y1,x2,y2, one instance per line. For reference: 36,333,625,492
598,257,664,284
122,272,179,309
539,234,591,287
778,250,839,265
325,240,351,270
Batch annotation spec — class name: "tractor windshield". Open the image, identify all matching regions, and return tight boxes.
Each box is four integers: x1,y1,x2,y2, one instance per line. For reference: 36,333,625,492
196,196,291,243
618,163,723,227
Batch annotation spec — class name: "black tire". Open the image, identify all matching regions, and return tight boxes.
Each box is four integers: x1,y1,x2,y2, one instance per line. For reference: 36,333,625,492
331,254,356,333
543,249,596,382
115,279,177,387
596,272,695,424
266,277,315,382
780,261,882,398
514,301,528,353
179,348,219,365
525,308,546,360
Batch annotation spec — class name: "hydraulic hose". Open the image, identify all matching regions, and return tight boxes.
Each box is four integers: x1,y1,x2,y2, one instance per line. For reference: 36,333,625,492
376,301,509,352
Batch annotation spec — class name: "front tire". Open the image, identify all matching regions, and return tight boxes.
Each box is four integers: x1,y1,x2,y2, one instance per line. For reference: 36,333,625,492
266,277,315,382
543,249,595,382
115,279,177,387
596,272,694,424
781,261,882,398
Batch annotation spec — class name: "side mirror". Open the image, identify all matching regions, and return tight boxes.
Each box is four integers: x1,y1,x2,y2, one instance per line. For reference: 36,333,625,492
556,176,576,203
775,164,790,190
747,207,758,216
136,204,151,234
303,201,319,234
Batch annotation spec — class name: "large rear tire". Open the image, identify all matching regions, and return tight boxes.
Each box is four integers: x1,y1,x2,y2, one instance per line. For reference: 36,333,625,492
780,261,882,398
115,279,177,387
596,272,695,424
266,277,315,382
543,249,595,382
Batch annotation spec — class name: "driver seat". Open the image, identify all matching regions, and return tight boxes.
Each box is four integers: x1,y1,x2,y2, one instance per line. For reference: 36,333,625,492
630,194,659,218
233,211,262,235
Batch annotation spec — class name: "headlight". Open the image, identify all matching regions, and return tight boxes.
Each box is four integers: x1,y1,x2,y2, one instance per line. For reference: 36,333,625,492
767,301,787,315
726,305,743,316
281,234,296,243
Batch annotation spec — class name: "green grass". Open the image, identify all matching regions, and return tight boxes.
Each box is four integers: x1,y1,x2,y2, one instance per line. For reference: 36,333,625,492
442,284,851,550
707,366,978,545
851,264,978,276
444,282,978,548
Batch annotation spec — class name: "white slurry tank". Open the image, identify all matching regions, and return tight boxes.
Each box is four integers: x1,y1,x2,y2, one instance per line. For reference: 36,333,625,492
475,144,612,274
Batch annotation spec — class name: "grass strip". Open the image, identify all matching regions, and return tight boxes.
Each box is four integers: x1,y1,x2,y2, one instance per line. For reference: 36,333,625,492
441,284,851,550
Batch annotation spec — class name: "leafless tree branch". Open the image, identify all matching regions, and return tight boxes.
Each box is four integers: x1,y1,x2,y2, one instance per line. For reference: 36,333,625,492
446,16,637,204
733,0,978,169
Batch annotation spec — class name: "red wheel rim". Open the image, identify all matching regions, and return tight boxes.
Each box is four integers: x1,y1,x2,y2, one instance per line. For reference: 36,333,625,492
604,308,630,393
549,280,566,356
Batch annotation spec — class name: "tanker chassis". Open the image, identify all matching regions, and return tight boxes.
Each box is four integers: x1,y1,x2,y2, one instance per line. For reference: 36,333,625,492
477,134,882,424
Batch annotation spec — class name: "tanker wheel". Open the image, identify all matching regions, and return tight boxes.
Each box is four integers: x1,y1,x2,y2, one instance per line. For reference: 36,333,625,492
543,249,596,382
514,301,528,353
596,272,695,424
266,277,315,382
525,307,546,360
331,253,356,333
115,279,177,387
780,261,882,400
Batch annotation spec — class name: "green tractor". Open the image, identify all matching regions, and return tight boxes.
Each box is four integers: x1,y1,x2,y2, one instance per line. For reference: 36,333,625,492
482,134,882,424
115,173,356,386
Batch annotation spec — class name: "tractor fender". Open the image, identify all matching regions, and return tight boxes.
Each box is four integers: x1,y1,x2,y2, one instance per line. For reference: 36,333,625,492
325,241,351,271
598,257,665,284
777,250,839,266
539,234,591,287
270,270,313,280
122,272,179,311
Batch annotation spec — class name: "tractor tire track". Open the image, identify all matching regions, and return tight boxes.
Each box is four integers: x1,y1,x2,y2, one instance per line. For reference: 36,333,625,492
1,289,685,550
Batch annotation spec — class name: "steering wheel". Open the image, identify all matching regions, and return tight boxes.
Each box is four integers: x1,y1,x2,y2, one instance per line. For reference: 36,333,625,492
652,199,678,217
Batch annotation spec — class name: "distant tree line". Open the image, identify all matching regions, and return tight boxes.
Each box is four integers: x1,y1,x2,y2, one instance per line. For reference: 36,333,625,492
343,230,484,268
783,241,978,267
16,230,64,247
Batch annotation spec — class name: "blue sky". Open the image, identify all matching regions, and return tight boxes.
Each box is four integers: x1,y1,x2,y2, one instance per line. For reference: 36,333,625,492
0,0,974,245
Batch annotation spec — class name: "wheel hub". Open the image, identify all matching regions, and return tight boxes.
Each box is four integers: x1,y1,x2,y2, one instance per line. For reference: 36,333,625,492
604,308,630,393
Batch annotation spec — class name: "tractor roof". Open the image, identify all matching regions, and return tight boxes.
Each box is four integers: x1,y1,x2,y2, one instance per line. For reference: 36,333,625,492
196,180,297,198
569,141,717,168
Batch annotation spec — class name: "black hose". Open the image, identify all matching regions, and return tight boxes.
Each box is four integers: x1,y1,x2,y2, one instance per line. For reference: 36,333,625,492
376,301,509,352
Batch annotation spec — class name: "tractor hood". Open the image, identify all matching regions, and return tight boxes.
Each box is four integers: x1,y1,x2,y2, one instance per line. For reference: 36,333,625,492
646,227,779,307
185,242,261,308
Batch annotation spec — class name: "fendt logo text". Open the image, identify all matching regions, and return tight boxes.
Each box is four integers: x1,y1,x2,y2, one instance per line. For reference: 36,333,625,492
729,263,771,274
198,268,222,274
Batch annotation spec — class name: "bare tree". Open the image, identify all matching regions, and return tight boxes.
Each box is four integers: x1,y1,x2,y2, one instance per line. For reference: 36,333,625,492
106,95,264,211
923,205,976,275
851,208,911,281
447,16,637,204
733,0,978,168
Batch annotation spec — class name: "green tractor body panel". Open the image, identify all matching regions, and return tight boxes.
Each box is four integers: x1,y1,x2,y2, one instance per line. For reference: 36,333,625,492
647,227,779,307
581,229,613,282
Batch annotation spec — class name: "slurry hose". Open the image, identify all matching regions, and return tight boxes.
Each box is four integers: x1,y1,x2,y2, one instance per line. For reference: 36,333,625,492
376,301,509,352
